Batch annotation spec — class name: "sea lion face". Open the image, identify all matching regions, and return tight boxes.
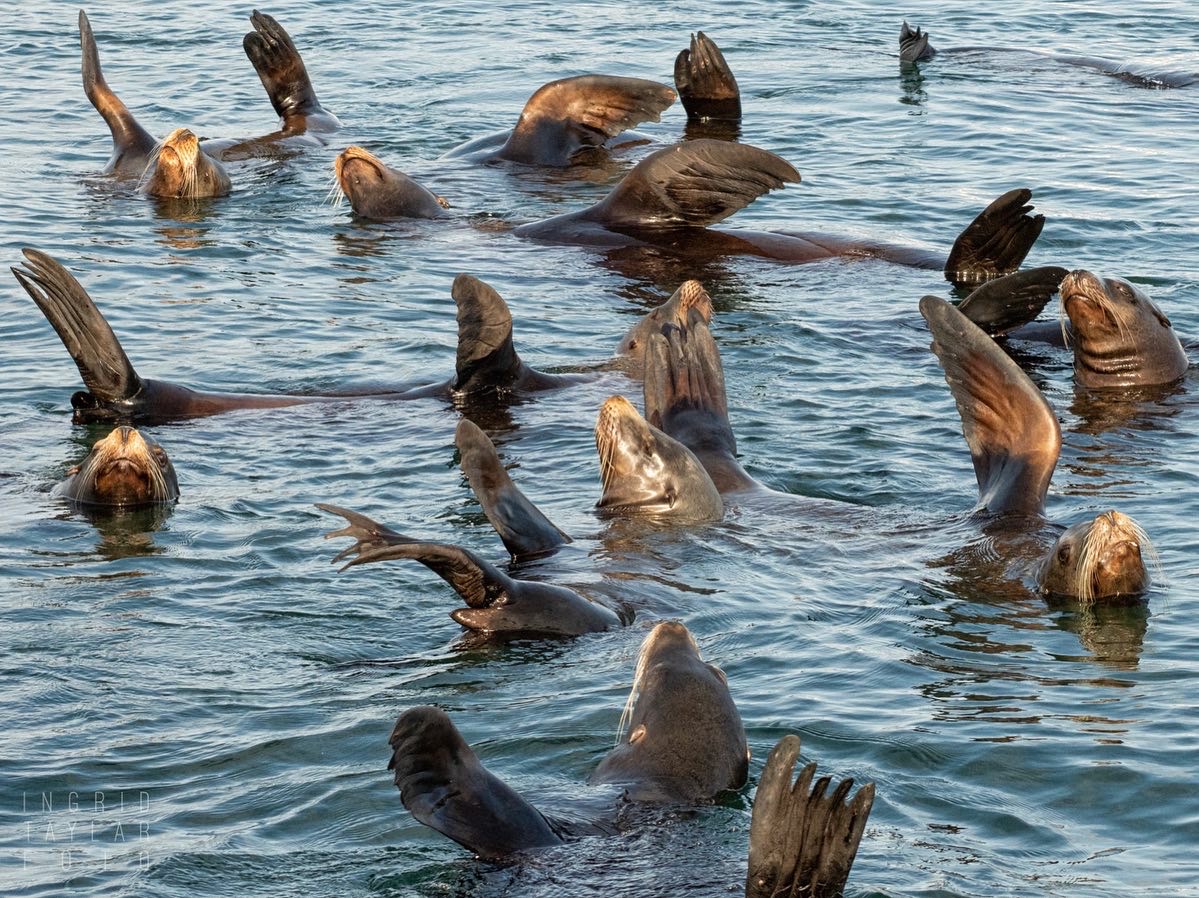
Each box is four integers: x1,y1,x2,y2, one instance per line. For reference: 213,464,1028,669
1061,270,1188,389
333,146,448,219
595,396,722,521
617,280,714,361
57,426,179,507
1037,511,1152,603
142,128,232,199
592,621,748,802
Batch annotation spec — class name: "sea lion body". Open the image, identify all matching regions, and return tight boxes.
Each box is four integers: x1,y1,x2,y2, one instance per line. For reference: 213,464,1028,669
1060,270,1188,389
920,296,1154,603
55,426,179,507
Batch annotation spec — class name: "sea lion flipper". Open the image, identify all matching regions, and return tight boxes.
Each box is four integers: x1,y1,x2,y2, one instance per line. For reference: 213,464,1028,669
919,296,1061,516
674,32,741,121
643,312,735,456
594,139,800,229
451,274,525,392
389,707,564,858
12,249,142,406
502,75,677,165
944,188,1045,286
899,21,936,63
243,10,322,129
78,11,157,174
957,266,1069,335
316,502,416,563
745,735,875,898
455,419,571,559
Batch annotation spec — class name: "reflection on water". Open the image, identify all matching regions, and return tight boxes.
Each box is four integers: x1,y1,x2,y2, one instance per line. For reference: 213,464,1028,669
898,62,928,110
1045,598,1149,670
58,501,174,560
1067,379,1187,435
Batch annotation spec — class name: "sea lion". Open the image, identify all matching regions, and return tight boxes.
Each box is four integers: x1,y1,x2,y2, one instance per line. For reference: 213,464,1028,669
515,140,1044,285
79,10,339,182
55,425,180,507
594,396,724,522
616,279,714,372
900,21,1199,88
1060,269,1189,389
318,503,620,638
674,32,741,122
140,128,232,199
333,146,450,220
386,622,873,897
920,295,1155,603
11,249,579,424
444,75,677,166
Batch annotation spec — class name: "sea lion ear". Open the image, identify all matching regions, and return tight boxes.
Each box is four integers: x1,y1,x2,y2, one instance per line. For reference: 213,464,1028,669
919,296,1061,516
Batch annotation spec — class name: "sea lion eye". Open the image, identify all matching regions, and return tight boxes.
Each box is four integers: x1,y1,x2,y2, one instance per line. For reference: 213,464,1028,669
1057,545,1072,565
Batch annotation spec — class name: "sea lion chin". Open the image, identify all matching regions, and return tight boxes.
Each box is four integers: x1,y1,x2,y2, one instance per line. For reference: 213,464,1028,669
1060,269,1189,389
56,425,180,507
1037,511,1153,604
141,128,232,199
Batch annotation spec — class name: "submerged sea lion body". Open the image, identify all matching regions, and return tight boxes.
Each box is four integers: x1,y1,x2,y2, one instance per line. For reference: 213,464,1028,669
920,296,1154,604
444,75,677,166
56,426,180,507
900,21,1199,88
1060,269,1189,389
516,140,1044,285
12,250,580,424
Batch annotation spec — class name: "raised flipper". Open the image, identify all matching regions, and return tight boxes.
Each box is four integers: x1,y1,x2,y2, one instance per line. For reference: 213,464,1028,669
11,248,143,410
456,419,571,559
388,706,565,859
319,504,617,636
944,188,1045,286
674,32,741,121
589,139,800,229
745,735,875,898
957,266,1068,336
497,75,676,166
79,11,157,176
899,21,936,63
452,274,525,393
243,10,333,132
919,296,1061,516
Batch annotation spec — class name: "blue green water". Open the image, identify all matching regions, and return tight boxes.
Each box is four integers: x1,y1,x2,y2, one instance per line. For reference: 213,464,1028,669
1,2,1197,896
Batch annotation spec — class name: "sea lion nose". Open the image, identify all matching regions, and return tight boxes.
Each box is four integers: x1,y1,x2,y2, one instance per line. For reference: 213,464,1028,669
116,425,135,443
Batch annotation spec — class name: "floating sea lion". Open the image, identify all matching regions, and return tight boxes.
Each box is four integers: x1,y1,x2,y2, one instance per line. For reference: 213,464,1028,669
899,21,1199,88
11,249,579,424
55,425,180,507
920,295,1155,603
443,75,677,166
318,503,620,638
387,621,873,897
79,9,339,185
332,146,450,219
1060,269,1189,389
615,279,715,373
515,139,1044,285
674,32,741,122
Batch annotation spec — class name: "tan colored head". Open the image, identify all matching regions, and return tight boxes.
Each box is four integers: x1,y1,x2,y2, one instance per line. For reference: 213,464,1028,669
142,128,232,199
617,280,714,359
1060,270,1188,389
1037,511,1155,603
57,426,180,507
595,395,722,521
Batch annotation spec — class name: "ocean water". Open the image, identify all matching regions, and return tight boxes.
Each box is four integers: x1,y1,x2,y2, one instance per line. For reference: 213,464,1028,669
1,2,1197,896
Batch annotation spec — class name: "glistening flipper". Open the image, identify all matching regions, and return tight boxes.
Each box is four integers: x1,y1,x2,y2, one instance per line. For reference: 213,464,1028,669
243,10,331,130
957,266,1068,336
745,735,875,898
943,188,1045,286
674,32,741,121
78,10,157,175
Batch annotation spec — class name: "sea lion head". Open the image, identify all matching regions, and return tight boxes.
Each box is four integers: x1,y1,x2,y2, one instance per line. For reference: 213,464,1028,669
594,395,722,521
1037,510,1154,604
617,280,714,361
333,146,449,219
142,128,232,199
593,620,748,802
1060,270,1188,389
57,425,180,507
